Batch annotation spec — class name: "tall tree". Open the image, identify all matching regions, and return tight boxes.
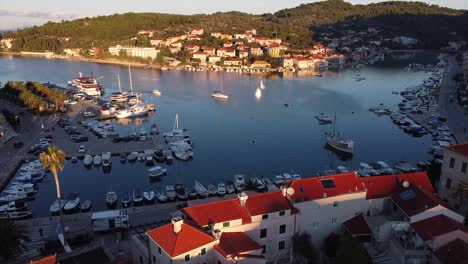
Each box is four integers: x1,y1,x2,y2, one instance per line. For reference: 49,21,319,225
39,146,67,244
0,219,30,260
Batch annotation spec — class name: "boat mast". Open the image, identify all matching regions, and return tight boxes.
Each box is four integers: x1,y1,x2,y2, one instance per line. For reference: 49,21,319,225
128,65,133,96
117,74,121,93
333,113,337,136
174,113,179,131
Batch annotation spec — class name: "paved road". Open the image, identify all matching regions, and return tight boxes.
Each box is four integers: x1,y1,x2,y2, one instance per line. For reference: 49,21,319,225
438,56,468,143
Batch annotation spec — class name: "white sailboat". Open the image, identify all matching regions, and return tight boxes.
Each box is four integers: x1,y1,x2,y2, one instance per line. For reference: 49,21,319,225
211,75,229,100
259,79,265,89
114,66,148,119
109,74,129,102
325,114,354,155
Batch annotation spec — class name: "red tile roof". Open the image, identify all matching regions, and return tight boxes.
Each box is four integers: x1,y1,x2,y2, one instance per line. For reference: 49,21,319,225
30,255,56,264
433,239,468,264
446,142,468,157
147,222,216,257
245,191,295,216
343,213,372,236
181,199,251,226
214,232,262,257
288,172,366,202
360,172,433,199
411,214,468,241
391,183,441,217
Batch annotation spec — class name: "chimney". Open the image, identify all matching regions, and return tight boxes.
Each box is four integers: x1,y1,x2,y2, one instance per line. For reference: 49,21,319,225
171,217,183,234
323,192,327,198
213,229,222,240
280,185,287,197
238,192,248,206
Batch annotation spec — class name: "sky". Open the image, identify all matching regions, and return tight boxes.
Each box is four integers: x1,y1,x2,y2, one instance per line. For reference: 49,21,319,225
0,0,467,30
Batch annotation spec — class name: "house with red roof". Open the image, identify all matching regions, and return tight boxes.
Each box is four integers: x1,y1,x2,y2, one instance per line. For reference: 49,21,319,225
208,55,221,64
185,45,200,53
438,142,468,215
432,239,468,264
223,42,233,48
150,38,163,46
192,52,208,63
249,47,263,56
202,47,216,55
281,55,294,68
238,49,249,59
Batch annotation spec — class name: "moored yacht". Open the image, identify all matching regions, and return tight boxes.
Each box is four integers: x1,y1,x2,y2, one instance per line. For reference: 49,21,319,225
106,191,118,208
70,72,102,96
63,192,81,212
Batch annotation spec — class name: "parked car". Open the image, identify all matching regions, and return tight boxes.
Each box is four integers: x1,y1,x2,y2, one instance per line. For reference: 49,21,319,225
78,145,86,153
74,136,88,142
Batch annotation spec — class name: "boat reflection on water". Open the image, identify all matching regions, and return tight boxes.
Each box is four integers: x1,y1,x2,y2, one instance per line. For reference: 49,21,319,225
324,145,353,161
113,115,153,126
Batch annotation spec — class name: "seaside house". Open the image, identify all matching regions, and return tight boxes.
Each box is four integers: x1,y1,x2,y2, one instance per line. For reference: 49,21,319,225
192,52,208,63
137,30,155,37
150,38,164,46
223,49,236,58
250,61,271,69
211,32,222,38
208,55,221,64
190,29,204,36
63,48,82,57
238,50,249,59
220,34,233,40
249,47,264,56
438,143,468,215
326,54,346,68
0,38,13,50
185,45,200,53
281,56,294,69
108,45,159,59
266,45,281,58
223,42,233,48
187,35,202,41
294,57,314,70
224,58,242,66
202,47,216,55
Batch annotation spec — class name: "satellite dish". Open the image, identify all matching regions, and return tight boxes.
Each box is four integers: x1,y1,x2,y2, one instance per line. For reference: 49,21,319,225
402,181,410,188
286,188,295,196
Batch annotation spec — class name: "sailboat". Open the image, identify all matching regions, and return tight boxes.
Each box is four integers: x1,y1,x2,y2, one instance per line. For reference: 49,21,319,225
211,74,229,100
325,114,354,155
259,79,265,89
114,66,148,119
109,74,128,103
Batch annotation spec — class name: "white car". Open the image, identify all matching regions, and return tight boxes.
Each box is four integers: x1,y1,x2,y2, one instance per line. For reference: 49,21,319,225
78,145,86,153
66,100,78,105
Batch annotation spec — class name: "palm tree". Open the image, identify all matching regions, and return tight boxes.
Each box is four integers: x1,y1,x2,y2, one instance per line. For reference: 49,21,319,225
0,219,30,260
40,146,66,240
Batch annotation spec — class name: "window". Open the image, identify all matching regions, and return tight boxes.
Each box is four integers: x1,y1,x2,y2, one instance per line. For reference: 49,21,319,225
462,162,467,173
278,240,286,250
279,224,286,234
446,178,452,189
223,222,230,228
320,179,336,189
262,214,269,220
260,228,267,238
158,247,161,254
153,255,156,263
332,218,337,224
450,157,455,168
333,201,339,207
185,254,190,262
201,248,206,255
279,211,285,216
313,221,319,229
261,245,267,254
204,225,212,231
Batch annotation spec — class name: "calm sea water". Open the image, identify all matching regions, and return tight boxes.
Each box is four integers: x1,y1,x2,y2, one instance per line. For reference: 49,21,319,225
0,52,438,217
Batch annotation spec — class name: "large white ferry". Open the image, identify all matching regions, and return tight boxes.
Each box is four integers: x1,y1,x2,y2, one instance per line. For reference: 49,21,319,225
69,72,102,96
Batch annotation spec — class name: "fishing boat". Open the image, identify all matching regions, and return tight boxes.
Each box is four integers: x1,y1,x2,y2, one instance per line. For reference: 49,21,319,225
93,155,102,165
187,188,198,200
127,152,139,162
325,114,354,155
80,200,92,212
0,201,27,213
156,191,168,203
152,89,161,96
211,75,229,100
194,180,210,198
71,156,78,163
106,191,118,208
175,184,188,200
259,79,266,89
233,175,246,192
165,185,176,201
148,166,167,178
0,211,32,220
217,183,226,196
83,155,93,166
121,192,131,208
133,190,144,206
63,193,81,212
49,199,67,215
143,191,155,204
207,184,217,196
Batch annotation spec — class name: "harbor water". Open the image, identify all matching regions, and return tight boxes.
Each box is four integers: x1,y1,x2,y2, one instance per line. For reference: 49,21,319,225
0,52,438,217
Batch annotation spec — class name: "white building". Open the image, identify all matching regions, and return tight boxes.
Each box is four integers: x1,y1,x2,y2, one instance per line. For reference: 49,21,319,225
108,45,159,60
1,38,13,50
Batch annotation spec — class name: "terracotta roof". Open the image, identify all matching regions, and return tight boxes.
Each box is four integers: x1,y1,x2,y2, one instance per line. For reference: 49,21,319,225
343,213,372,236
245,191,295,216
360,172,433,199
391,183,441,217
30,255,56,264
433,239,468,264
214,232,262,257
288,172,366,203
181,199,251,226
446,142,468,156
411,214,468,241
147,222,216,257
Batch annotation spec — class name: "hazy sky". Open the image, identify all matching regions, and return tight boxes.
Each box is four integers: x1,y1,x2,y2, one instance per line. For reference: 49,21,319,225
0,0,467,30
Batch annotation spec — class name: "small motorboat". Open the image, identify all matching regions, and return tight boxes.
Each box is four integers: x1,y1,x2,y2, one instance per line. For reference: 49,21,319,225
120,153,127,163
83,155,93,166
194,180,209,198
49,199,67,215
0,192,28,203
150,124,159,135
71,157,78,163
225,181,235,194
137,152,145,162
217,183,226,196
144,149,154,164
163,149,173,164
175,184,188,200
93,155,102,165
102,152,111,167
273,175,285,185
251,177,267,192
143,191,155,204
315,113,333,124
0,211,32,220
63,192,81,212
80,200,92,212
127,152,138,162
282,173,293,182
165,185,176,201
233,175,246,192
156,191,168,203
207,184,217,196
106,191,117,208
153,150,166,163
187,188,198,200
148,166,167,178
121,192,131,208
152,89,161,96
133,190,144,206
0,201,27,213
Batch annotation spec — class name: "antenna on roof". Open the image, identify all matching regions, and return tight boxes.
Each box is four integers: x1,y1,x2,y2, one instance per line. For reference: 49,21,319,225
403,181,410,188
